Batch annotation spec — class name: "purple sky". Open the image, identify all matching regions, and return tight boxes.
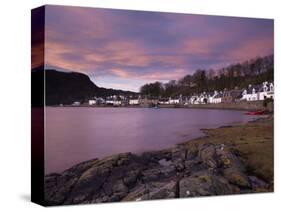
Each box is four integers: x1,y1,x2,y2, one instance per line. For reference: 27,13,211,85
39,5,273,92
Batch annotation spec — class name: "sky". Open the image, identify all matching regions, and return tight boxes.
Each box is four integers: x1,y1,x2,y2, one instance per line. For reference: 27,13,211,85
32,5,274,92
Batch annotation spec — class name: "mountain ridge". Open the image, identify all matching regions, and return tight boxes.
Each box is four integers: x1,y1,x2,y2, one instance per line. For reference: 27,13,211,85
31,67,138,106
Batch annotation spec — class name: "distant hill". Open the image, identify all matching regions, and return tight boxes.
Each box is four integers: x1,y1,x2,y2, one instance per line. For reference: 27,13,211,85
31,67,137,106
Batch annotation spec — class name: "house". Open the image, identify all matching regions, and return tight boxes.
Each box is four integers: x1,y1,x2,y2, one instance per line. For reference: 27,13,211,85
96,97,105,105
113,100,122,106
222,90,242,103
258,82,274,100
241,84,259,101
198,92,209,104
211,92,223,104
208,91,217,104
72,101,80,106
188,95,200,104
105,98,114,105
158,98,170,105
89,99,97,105
241,82,274,101
168,97,180,104
139,97,158,107
129,99,140,105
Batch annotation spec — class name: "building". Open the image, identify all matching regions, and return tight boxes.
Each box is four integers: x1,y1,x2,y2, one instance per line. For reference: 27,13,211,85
188,95,200,104
89,99,97,105
168,97,180,104
258,82,274,100
158,98,170,105
241,82,274,101
241,85,259,101
222,90,242,103
129,99,140,105
211,92,223,104
72,101,80,106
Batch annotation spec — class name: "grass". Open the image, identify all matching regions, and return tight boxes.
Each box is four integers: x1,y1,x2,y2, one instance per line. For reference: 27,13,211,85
182,116,274,188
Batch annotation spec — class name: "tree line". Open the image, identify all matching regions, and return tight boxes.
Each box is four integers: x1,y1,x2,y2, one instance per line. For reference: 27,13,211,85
140,55,274,98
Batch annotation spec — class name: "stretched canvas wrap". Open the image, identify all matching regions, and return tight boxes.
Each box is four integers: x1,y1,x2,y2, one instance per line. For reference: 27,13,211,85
31,5,274,206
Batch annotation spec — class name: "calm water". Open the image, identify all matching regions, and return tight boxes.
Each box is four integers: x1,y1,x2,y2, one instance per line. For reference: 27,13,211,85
45,107,255,174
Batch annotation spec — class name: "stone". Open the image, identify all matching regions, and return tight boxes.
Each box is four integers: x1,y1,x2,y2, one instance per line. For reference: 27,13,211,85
199,144,218,169
123,170,140,188
147,181,177,199
44,140,268,205
223,168,250,187
249,176,268,190
122,184,149,201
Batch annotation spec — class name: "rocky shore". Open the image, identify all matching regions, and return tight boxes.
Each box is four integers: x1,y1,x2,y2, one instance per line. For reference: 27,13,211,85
45,116,273,206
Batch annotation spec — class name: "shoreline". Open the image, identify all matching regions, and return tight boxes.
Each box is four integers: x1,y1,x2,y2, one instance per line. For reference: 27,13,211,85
47,100,267,112
44,116,273,205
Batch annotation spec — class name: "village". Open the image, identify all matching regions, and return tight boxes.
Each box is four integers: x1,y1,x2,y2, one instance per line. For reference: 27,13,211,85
70,81,274,107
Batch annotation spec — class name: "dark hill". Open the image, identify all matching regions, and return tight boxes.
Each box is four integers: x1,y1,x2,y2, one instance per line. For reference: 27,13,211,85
31,67,137,106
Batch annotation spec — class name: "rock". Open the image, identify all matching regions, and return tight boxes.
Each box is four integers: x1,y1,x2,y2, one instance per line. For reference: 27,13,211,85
147,181,177,199
116,153,133,166
44,141,266,205
122,184,149,201
159,159,172,166
64,166,111,204
44,159,98,205
112,180,129,194
215,146,250,187
141,168,162,182
122,181,177,201
123,170,140,188
179,172,239,197
108,180,129,201
199,144,218,169
249,176,268,190
223,168,250,187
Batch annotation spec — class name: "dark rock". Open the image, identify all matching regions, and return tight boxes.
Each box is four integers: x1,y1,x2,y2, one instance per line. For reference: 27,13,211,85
123,170,140,188
179,171,239,197
44,142,265,205
199,144,218,169
223,168,250,187
249,176,268,190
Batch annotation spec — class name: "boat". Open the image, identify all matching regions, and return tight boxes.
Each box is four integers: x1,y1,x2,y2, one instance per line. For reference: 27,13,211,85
244,110,267,115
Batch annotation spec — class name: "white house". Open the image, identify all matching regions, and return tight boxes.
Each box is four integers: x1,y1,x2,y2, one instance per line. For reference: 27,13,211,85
258,82,274,100
212,92,223,104
168,97,180,104
72,101,80,106
188,95,200,104
129,99,140,105
209,91,219,104
158,98,169,105
241,85,258,101
113,100,122,106
198,92,209,104
241,82,274,101
105,99,114,105
89,99,97,105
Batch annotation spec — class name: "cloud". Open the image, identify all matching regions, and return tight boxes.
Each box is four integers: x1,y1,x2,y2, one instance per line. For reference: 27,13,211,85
33,5,273,91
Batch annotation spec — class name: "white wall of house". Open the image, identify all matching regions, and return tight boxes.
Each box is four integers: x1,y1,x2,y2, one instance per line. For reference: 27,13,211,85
72,101,80,106
258,91,274,100
89,100,96,105
168,98,180,104
129,99,139,105
113,100,122,106
159,100,169,105
212,97,222,104
242,93,258,101
106,100,114,104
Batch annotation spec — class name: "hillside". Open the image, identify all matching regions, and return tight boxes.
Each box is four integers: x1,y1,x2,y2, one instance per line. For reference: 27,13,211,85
140,55,274,97
31,67,137,106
